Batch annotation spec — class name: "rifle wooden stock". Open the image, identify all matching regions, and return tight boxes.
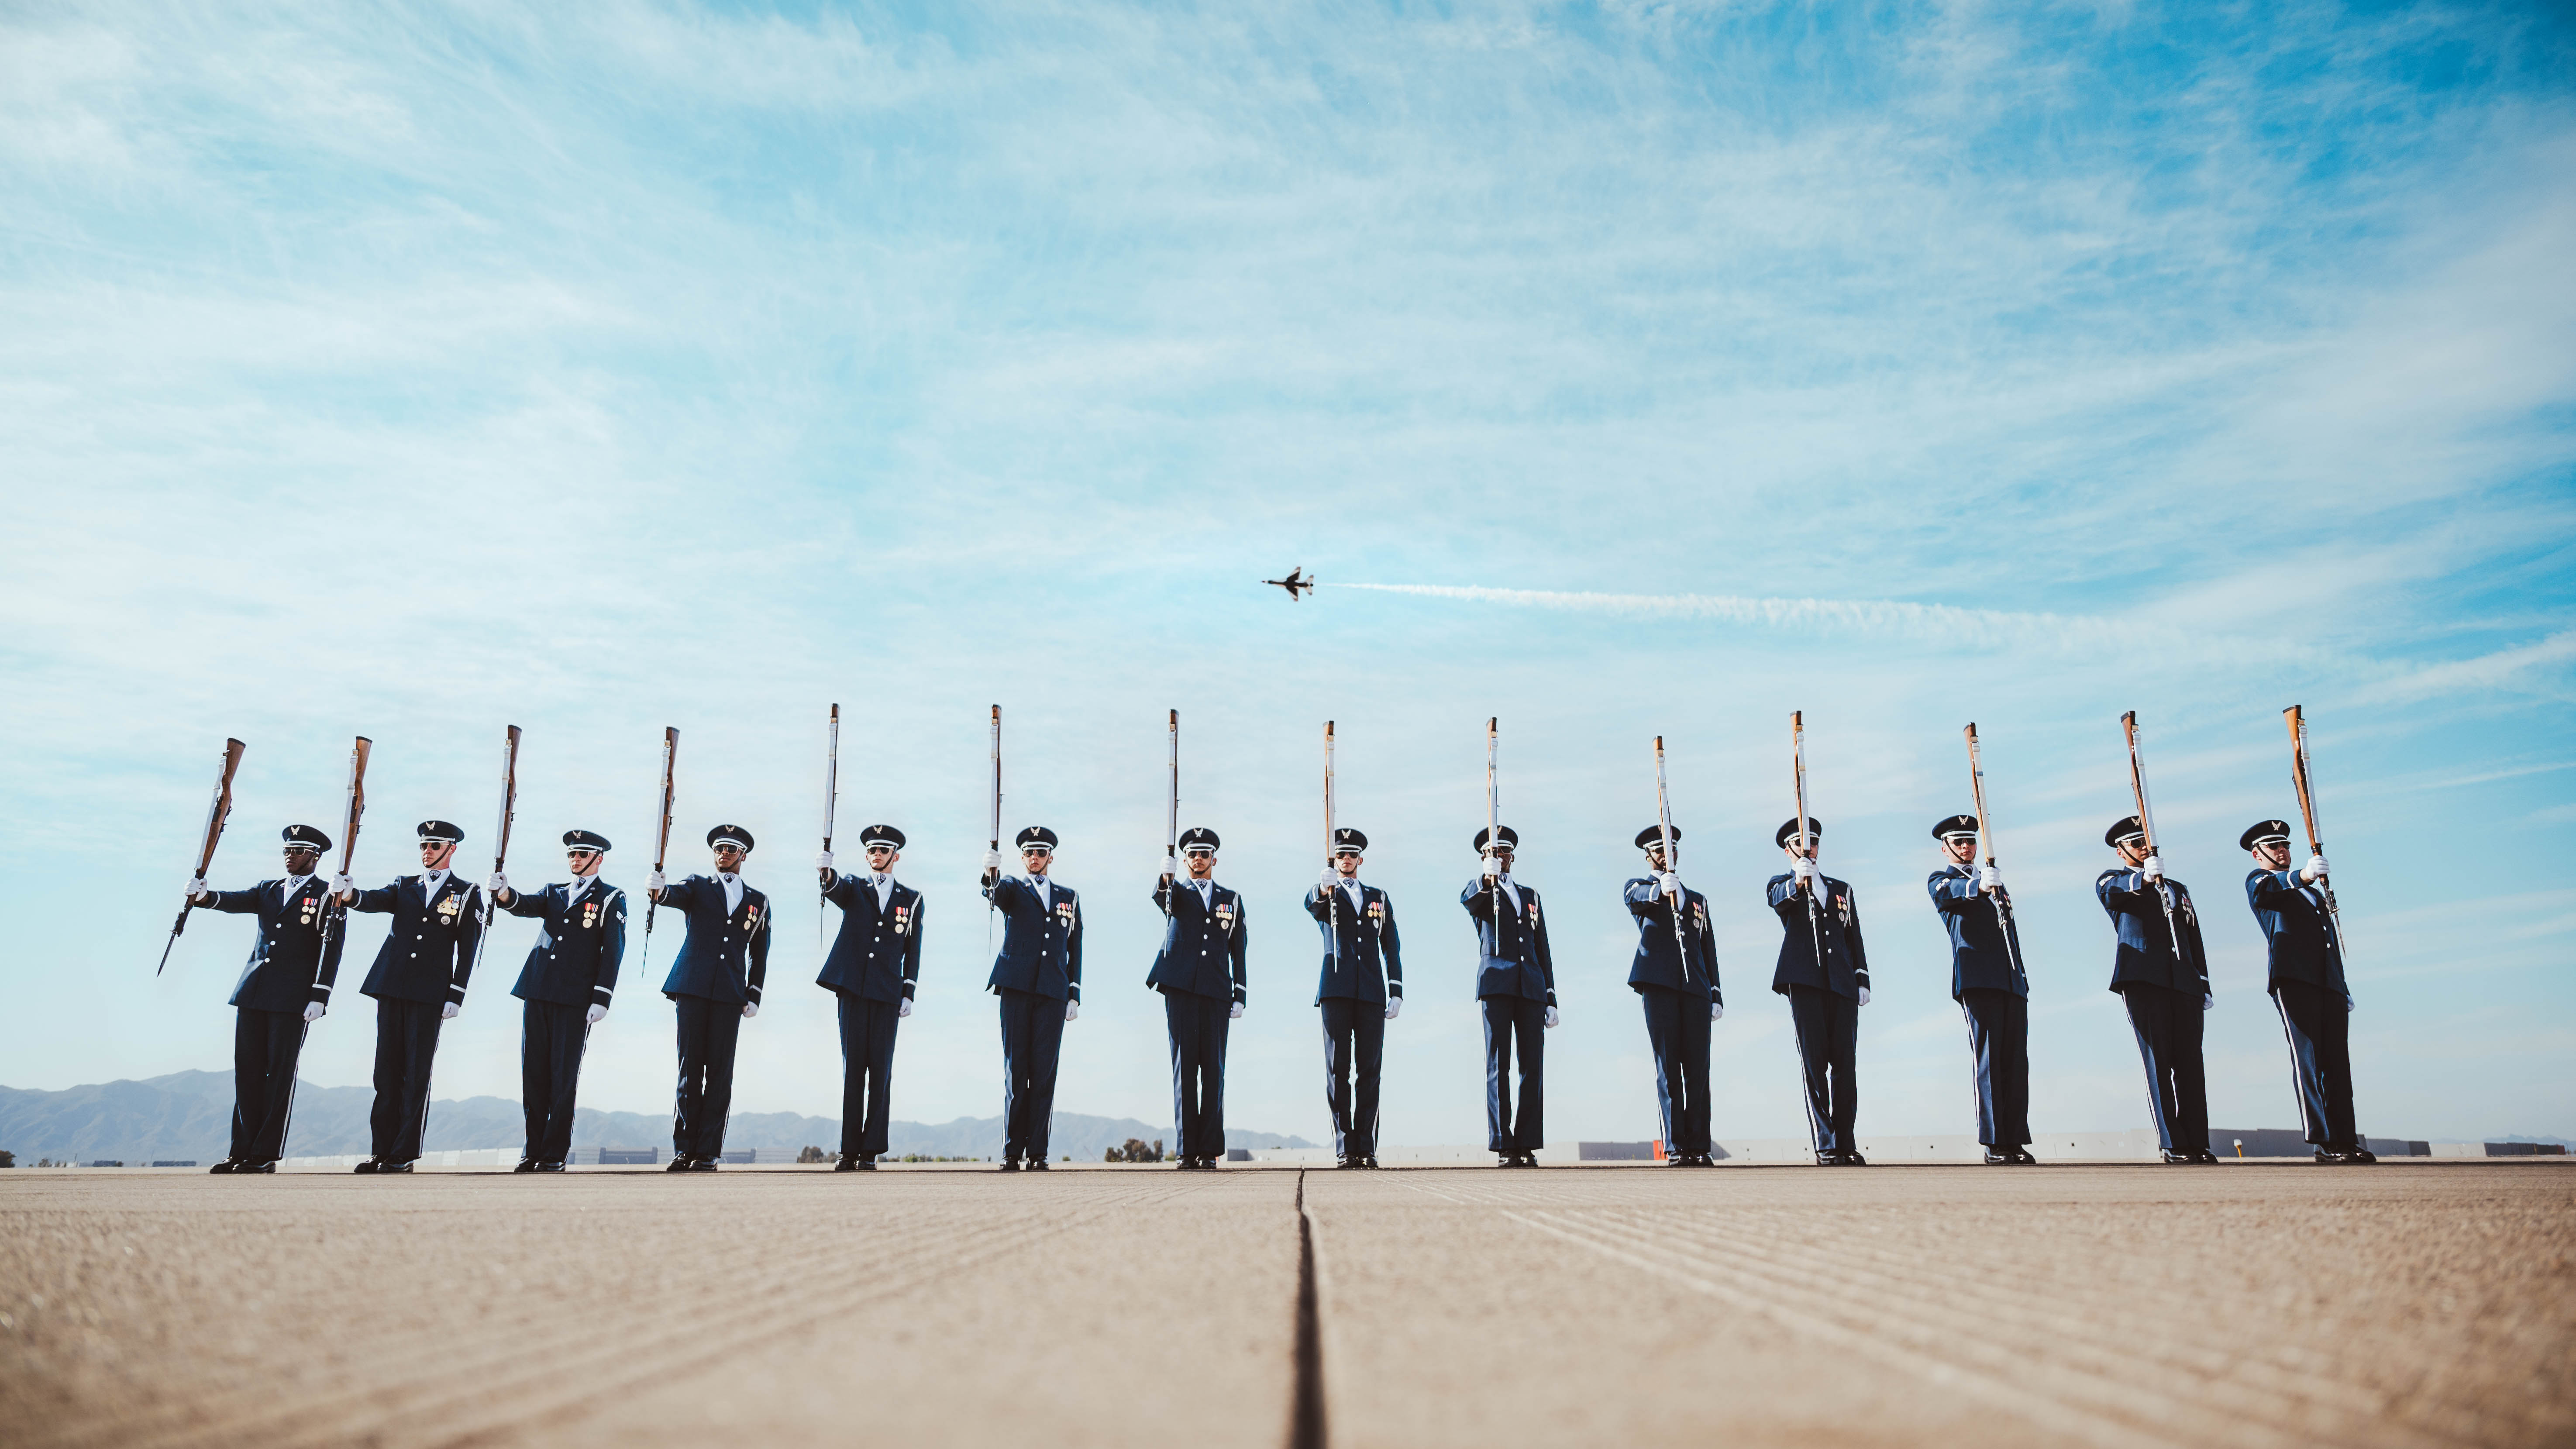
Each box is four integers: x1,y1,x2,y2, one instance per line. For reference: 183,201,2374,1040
1791,711,1825,948
158,737,247,974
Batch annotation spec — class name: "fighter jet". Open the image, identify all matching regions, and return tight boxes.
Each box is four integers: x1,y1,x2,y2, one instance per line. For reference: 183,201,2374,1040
1262,567,1315,601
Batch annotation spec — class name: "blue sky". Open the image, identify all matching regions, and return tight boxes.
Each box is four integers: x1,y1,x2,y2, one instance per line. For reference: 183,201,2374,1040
3,1,2570,1149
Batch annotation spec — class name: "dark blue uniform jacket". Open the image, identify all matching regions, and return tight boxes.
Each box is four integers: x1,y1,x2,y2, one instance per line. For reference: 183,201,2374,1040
1304,881,1402,1005
504,880,626,1009
203,878,345,1012
983,876,1083,1002
654,875,771,1006
2095,868,2210,996
1147,878,1247,1002
2244,869,2345,996
1624,879,1722,1007
818,875,924,1002
1460,879,1556,1004
1926,865,2028,1000
350,874,483,1005
1767,874,1870,999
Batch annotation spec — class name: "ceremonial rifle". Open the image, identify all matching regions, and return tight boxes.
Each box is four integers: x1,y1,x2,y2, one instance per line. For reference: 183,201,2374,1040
158,737,247,975
2120,710,2188,967
1791,712,1827,981
1963,723,2026,984
987,705,1002,955
2283,706,2348,960
1325,720,1340,980
315,736,374,989
1485,717,1502,970
822,703,840,946
641,727,678,979
453,725,518,1006
1167,709,1181,869
1652,736,1691,976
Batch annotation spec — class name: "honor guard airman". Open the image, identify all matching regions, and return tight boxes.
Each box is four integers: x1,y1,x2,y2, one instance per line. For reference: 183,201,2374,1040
2241,820,2371,1163
1625,827,1722,1167
1306,827,1401,1169
1150,827,1247,1169
185,824,346,1173
1768,818,1871,1165
489,830,624,1172
2098,818,2216,1163
1926,815,2034,1164
646,825,770,1171
1461,826,1557,1167
341,820,484,1173
981,826,1083,1170
816,825,923,1171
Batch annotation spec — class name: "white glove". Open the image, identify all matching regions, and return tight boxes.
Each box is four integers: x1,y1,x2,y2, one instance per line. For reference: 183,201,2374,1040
2302,854,2328,882
487,871,509,896
440,1002,459,1020
186,876,209,900
2201,993,2214,1012
742,1002,758,1019
585,1004,606,1025
1064,1000,1080,1022
2140,854,2163,882
1228,1002,1244,1019
1977,864,2002,891
331,872,355,898
302,1001,326,1022
1712,1002,1724,1021
2343,993,2354,1013
648,868,667,891
898,998,913,1019
1543,1005,1560,1028
816,850,834,871
1792,857,1817,886
1384,996,1401,1020
1481,856,1501,881
1658,872,1682,898
981,849,1004,874
1321,867,1340,891
1857,987,1871,1007
1163,854,1179,880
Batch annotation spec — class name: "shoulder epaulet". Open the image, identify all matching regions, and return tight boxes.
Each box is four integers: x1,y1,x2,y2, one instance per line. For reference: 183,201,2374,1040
2095,868,2124,883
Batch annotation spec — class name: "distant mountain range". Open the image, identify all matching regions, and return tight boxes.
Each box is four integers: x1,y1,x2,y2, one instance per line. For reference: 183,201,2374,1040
0,1071,1313,1163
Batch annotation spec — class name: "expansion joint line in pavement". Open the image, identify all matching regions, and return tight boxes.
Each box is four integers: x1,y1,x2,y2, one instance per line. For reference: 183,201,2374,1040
1289,1169,1326,1449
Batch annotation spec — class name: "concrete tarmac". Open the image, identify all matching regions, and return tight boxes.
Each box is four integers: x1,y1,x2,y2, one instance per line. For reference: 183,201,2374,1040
2,1161,2569,1448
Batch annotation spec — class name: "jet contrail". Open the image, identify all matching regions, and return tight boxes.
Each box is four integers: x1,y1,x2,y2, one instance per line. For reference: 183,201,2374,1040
1329,582,2300,662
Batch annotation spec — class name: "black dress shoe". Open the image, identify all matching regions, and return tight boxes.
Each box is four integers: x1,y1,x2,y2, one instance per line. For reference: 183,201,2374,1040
1984,1150,2013,1164
2011,1149,2040,1165
665,1156,692,1172
2347,1146,2378,1163
239,1160,276,1174
512,1160,537,1174
1026,1160,1050,1171
1000,1159,1021,1172
688,1157,720,1171
2193,1150,2220,1164
834,1156,861,1172
1334,1157,1357,1169
379,1160,413,1174
208,1160,238,1174
1498,1155,1519,1168
535,1161,566,1173
1843,1150,1867,1166
353,1159,380,1174
2161,1149,2194,1163
1815,1150,1841,1166
1363,1156,1381,1169
855,1157,877,1170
